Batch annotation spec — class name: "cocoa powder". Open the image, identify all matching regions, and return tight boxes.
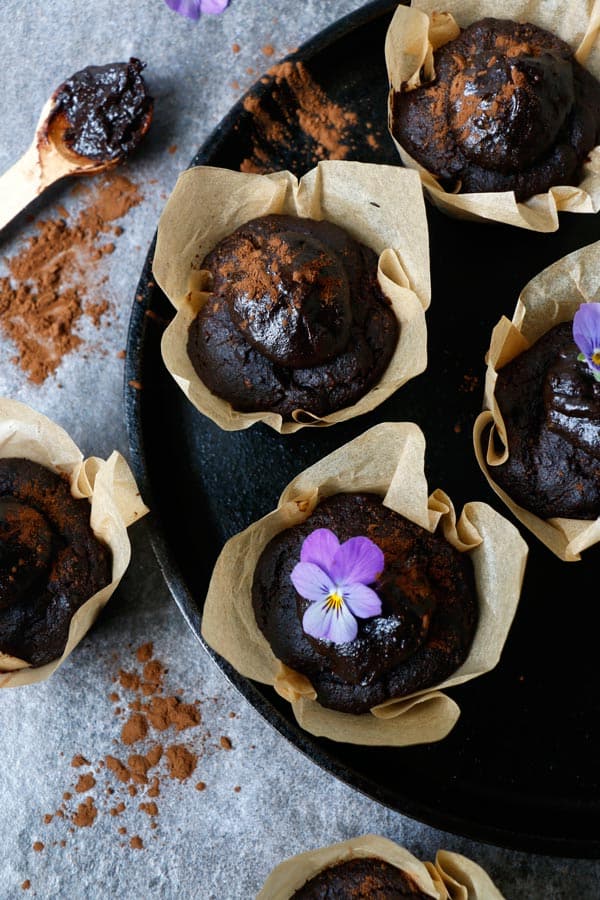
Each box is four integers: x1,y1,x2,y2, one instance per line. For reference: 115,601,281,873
0,173,142,384
240,61,379,174
38,642,234,860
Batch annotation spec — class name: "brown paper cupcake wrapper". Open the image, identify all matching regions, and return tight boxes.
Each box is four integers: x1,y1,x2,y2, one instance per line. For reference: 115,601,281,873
473,241,600,561
0,398,148,686
256,834,505,899
202,422,527,747
154,161,431,433
385,0,600,231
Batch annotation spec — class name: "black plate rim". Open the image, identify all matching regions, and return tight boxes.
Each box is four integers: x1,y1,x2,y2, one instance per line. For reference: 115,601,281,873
124,0,600,859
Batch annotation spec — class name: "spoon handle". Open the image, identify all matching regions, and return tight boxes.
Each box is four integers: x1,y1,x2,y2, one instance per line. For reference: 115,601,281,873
0,145,52,232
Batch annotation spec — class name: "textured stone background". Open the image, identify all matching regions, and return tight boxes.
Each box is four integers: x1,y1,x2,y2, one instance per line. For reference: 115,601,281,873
0,1,599,897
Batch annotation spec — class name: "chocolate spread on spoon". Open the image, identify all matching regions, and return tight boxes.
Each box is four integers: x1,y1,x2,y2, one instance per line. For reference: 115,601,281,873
51,58,153,162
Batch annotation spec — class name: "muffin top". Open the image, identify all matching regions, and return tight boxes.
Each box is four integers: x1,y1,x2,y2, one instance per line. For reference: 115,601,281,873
493,321,600,519
0,458,112,666
187,214,398,420
252,493,478,714
392,18,600,200
291,856,434,900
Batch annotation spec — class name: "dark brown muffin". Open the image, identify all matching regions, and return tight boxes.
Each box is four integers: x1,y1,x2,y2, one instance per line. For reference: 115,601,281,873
0,458,112,666
493,322,600,518
252,493,478,714
392,18,600,201
291,857,433,899
187,214,398,420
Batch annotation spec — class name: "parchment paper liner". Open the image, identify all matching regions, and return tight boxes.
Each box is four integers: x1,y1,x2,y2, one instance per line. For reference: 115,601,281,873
202,422,527,746
385,0,600,231
0,398,148,687
154,161,431,433
257,834,505,900
474,241,600,562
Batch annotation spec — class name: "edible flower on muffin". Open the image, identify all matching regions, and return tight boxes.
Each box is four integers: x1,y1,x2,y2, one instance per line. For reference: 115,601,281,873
164,0,229,19
574,303,600,381
290,529,383,644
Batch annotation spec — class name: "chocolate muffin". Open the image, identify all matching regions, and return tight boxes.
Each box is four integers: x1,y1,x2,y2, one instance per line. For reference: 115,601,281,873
0,458,112,666
187,214,399,420
392,18,600,201
493,322,600,519
252,493,478,714
291,857,433,899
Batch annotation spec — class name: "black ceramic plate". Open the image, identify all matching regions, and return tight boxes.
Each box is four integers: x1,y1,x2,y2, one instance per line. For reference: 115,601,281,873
125,0,600,858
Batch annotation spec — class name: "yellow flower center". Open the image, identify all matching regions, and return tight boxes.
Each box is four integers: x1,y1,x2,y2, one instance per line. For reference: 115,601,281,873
325,592,343,612
593,350,600,366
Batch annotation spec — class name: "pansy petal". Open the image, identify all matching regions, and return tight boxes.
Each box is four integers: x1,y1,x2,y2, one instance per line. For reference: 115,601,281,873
290,562,334,603
300,528,340,576
199,0,230,13
330,536,384,586
302,600,357,645
164,0,201,19
573,304,600,357
343,583,382,620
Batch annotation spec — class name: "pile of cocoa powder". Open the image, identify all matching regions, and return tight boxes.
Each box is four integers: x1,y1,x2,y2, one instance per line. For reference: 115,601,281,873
26,641,237,879
0,173,142,384
240,61,381,175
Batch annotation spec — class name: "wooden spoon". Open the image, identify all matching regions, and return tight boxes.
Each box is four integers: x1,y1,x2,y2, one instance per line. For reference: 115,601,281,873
0,61,152,232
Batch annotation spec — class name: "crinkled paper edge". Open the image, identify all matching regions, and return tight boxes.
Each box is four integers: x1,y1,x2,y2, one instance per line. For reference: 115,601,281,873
202,421,527,747
473,241,600,561
155,161,431,433
0,398,148,687
385,0,600,231
256,834,505,899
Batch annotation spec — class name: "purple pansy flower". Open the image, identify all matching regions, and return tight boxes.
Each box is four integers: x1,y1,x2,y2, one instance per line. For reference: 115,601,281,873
573,303,600,382
164,0,229,20
290,528,384,645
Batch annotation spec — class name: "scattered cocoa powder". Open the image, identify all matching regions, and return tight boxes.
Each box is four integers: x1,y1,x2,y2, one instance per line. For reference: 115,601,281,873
220,736,232,751
232,42,241,53
32,842,44,853
38,641,228,860
0,174,142,383
21,881,31,891
75,774,96,794
262,44,275,57
165,745,197,781
136,642,153,663
121,713,148,746
240,61,380,175
71,755,90,768
72,798,97,828
195,782,206,792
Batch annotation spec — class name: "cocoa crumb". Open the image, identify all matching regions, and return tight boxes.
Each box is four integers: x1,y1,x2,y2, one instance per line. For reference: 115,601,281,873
118,669,141,692
262,44,275,57
233,786,241,793
75,774,96,794
136,642,154,663
62,792,72,801
165,745,197,781
195,782,206,792
139,802,158,817
72,798,97,829
128,785,138,797
71,755,90,768
232,42,241,53
130,836,144,851
116,350,126,360
22,881,31,891
32,842,44,853
110,802,126,817
105,756,131,783
121,713,148,746
128,380,143,391
118,827,127,835
220,736,233,751
43,814,53,825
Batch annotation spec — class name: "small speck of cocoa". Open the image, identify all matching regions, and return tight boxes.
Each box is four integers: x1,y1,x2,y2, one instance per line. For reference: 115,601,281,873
32,842,44,853
130,836,143,850
136,642,153,663
220,736,232,751
121,712,148,746
195,781,206,792
22,881,31,891
71,755,90,768
75,773,96,794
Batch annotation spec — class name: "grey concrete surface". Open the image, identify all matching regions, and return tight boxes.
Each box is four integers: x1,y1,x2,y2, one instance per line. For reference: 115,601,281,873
0,1,599,897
